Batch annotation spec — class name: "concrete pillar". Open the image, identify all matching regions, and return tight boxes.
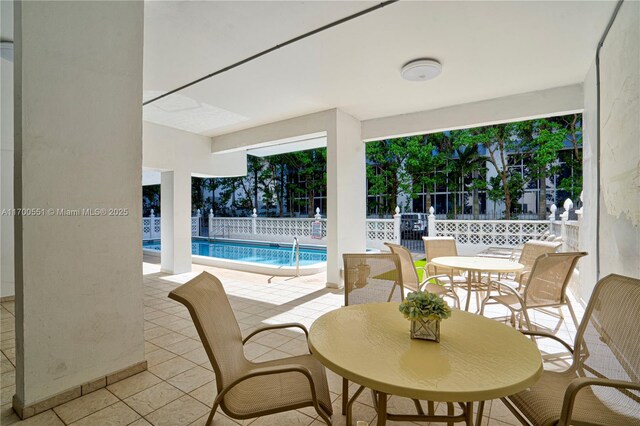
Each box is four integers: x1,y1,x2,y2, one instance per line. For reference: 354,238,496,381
326,110,366,288
1,28,15,299
13,1,145,417
161,170,192,274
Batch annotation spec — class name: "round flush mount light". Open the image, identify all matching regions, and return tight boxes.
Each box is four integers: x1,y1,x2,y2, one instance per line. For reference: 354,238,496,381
400,59,442,82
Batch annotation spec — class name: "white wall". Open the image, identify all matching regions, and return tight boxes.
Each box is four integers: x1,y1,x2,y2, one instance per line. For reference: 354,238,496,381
581,1,640,303
580,62,598,303
597,1,640,279
14,1,145,406
1,53,14,299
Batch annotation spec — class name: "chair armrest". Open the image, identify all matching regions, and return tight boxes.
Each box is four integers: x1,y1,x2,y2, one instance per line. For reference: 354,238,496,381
214,363,319,408
490,280,524,299
517,270,530,284
243,323,309,344
419,274,454,290
558,377,640,426
520,330,574,353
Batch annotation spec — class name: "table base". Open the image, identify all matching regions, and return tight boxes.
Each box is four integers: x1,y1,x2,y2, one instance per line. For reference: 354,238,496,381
347,385,486,426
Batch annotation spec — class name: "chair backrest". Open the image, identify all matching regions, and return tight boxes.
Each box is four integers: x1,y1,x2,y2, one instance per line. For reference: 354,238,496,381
168,272,249,390
422,236,458,262
518,240,562,272
573,274,640,414
544,234,557,241
385,242,420,292
422,236,459,276
523,252,587,307
343,253,403,305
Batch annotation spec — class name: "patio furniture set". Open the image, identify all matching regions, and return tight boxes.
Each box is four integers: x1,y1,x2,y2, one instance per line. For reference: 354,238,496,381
167,237,640,426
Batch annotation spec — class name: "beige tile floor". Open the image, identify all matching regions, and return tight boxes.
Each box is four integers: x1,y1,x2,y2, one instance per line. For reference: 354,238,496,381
0,256,580,426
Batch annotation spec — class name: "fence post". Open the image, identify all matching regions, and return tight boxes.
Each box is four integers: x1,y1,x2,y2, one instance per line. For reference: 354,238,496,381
208,209,214,238
560,198,573,251
393,206,401,243
428,206,436,237
252,208,258,235
315,207,322,220
575,192,583,246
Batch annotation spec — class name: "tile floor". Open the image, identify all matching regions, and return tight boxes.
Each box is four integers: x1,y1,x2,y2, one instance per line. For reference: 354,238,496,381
0,257,580,425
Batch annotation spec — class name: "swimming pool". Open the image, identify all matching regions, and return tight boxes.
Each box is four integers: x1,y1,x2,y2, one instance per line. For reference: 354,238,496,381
143,238,327,275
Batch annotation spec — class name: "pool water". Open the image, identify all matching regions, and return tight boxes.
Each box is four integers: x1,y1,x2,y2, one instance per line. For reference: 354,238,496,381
143,238,327,266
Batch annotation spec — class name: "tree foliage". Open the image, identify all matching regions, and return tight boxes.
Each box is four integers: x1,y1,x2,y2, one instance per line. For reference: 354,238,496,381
157,114,583,220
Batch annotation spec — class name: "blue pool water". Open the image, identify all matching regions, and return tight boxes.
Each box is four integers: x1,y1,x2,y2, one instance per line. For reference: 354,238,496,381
143,238,327,266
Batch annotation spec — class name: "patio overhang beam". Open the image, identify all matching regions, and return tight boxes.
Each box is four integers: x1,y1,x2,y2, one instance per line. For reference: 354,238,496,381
361,84,583,142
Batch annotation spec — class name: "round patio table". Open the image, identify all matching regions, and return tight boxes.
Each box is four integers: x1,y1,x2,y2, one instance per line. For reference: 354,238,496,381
430,256,525,312
308,303,542,426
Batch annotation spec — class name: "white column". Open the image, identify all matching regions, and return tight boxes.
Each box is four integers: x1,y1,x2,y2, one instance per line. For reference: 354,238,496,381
1,32,15,299
13,1,144,415
161,170,192,274
326,109,366,288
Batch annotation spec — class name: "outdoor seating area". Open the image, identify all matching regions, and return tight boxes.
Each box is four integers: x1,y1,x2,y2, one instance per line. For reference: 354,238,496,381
0,255,612,426
2,1,638,425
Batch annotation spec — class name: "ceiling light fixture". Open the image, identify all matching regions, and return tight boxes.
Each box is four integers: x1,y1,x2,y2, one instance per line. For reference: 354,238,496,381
400,59,442,82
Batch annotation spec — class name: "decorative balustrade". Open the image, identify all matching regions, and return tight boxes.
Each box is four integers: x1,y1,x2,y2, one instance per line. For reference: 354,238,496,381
210,217,252,236
549,221,563,237
564,221,580,252
142,216,161,240
434,220,549,247
142,211,199,240
143,198,582,258
366,219,396,249
208,211,327,245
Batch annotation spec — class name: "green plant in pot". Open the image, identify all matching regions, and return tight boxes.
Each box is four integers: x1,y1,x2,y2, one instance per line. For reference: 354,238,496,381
399,290,452,342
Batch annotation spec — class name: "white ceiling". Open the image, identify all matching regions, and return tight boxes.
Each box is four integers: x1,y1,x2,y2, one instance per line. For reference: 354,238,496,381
143,1,616,137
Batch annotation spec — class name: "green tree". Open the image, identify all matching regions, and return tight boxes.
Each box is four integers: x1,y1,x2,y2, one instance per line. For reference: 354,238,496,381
449,131,485,218
366,139,411,215
257,155,285,216
486,176,503,219
464,124,520,219
142,184,160,216
216,156,263,215
517,119,566,219
286,149,326,217
553,114,583,201
402,135,445,213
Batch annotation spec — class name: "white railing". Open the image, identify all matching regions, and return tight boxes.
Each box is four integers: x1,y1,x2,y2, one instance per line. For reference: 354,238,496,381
142,213,199,240
434,220,549,248
255,218,326,239
142,216,161,240
208,212,326,245
366,219,396,250
205,210,396,248
210,217,252,236
564,221,580,252
550,220,563,237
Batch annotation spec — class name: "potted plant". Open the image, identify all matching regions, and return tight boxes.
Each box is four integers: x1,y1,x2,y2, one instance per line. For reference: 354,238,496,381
399,290,452,342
